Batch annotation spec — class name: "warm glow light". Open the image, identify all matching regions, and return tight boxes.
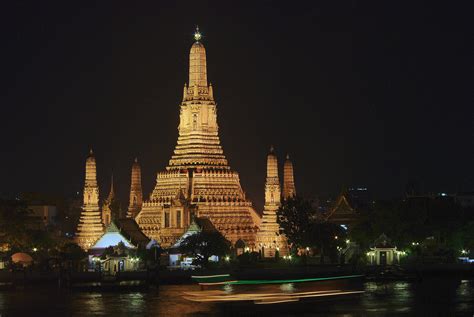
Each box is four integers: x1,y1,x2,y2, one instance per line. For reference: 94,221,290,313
32,247,38,252
194,27,202,41
225,256,230,261
346,239,350,244
334,236,338,240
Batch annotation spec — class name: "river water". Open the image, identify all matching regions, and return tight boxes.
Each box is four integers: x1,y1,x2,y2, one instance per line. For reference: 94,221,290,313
0,278,472,316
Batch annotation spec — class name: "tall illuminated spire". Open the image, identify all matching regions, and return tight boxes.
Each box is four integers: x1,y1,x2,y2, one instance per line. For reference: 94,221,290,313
169,27,225,168
189,26,207,88
283,154,296,199
76,150,104,250
101,174,114,226
256,146,288,257
136,28,260,248
127,158,143,218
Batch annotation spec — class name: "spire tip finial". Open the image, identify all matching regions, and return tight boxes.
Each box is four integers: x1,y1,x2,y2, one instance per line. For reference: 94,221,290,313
194,25,202,42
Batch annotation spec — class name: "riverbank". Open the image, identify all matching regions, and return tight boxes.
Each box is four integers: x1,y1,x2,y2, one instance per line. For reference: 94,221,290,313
0,263,472,288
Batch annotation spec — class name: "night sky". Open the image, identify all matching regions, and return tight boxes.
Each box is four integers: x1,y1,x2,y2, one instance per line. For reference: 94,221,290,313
1,2,472,210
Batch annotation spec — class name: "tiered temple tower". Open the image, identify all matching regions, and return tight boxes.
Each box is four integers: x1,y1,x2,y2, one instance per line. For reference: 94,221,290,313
75,150,104,250
135,28,260,247
101,175,114,226
283,154,296,199
127,158,143,218
255,147,289,257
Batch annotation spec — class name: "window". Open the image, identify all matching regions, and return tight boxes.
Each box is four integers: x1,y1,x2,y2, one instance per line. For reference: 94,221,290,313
164,211,170,228
176,210,181,228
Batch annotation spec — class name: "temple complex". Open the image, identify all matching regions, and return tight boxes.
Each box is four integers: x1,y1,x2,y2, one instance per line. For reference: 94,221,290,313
134,28,260,248
283,154,296,199
74,29,300,252
75,150,105,250
255,147,289,257
127,158,143,218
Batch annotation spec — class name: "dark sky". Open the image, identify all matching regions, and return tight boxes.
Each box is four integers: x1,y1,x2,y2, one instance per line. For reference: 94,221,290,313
1,1,473,210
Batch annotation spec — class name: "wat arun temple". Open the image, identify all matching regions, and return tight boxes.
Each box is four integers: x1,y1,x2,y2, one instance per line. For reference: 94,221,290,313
75,29,295,257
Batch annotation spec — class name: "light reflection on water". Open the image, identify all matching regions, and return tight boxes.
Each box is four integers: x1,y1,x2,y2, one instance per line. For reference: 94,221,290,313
0,278,472,316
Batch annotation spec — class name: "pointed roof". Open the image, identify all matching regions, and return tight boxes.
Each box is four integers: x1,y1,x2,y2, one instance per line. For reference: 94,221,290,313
373,233,396,248
90,219,150,250
90,221,135,249
325,192,356,223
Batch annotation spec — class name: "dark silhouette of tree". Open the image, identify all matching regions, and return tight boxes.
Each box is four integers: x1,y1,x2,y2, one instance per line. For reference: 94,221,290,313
0,200,32,250
277,196,346,262
276,196,314,249
179,231,230,267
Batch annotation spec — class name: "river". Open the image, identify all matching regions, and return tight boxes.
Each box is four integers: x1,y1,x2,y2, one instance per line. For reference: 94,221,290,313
0,277,472,316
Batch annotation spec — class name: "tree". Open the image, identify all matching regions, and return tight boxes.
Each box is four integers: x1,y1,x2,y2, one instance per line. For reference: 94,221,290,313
0,200,32,250
308,221,346,263
277,196,346,262
276,196,315,249
179,231,230,267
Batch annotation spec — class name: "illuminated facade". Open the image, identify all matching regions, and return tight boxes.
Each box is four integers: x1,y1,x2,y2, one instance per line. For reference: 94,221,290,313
135,29,260,248
255,147,289,257
75,150,105,250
